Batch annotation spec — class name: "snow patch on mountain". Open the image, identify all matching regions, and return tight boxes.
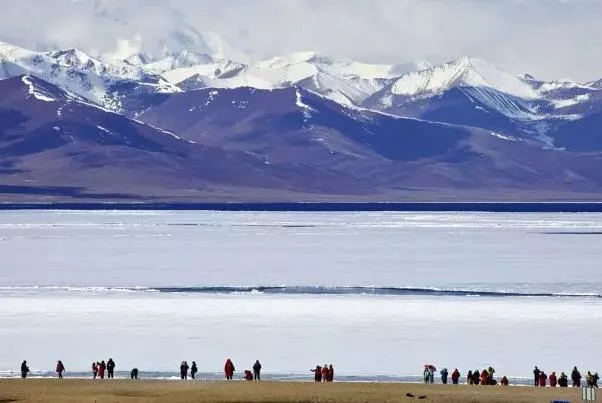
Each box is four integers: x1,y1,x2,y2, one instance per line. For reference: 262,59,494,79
21,75,55,102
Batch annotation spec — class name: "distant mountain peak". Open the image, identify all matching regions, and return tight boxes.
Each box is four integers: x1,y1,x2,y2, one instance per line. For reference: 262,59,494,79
390,57,538,99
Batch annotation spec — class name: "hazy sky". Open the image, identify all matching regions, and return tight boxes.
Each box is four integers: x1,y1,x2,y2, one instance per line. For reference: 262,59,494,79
0,0,600,81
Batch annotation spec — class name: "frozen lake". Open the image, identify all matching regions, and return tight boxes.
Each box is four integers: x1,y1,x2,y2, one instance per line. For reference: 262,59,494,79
0,211,601,379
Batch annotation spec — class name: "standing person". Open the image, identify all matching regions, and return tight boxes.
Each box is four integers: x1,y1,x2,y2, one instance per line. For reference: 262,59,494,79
321,365,329,382
190,361,198,380
593,372,599,388
98,361,106,379
311,365,322,382
500,376,509,386
428,366,435,384
440,368,449,385
451,369,460,385
587,371,596,387
130,368,138,380
224,359,235,380
467,370,473,385
480,369,488,385
423,367,430,384
549,371,557,387
180,361,189,380
472,370,480,386
92,362,98,379
572,367,582,387
20,360,29,379
328,365,334,382
539,371,547,387
253,360,262,381
56,360,65,379
533,366,541,387
559,372,569,387
107,358,115,379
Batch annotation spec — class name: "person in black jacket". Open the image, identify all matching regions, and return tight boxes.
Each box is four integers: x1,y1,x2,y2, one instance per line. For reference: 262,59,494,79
572,367,582,387
253,360,262,381
21,361,29,379
558,372,569,387
130,368,138,380
533,366,541,387
107,359,116,379
191,362,198,380
472,369,480,386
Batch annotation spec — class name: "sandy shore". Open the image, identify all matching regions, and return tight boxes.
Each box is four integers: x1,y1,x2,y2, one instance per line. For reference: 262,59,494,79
0,379,581,402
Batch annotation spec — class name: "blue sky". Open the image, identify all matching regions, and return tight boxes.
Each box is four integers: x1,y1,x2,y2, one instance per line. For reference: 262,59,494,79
1,0,600,81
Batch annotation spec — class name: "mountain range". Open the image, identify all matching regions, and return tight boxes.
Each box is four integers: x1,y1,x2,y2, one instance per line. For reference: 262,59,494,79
1,39,602,202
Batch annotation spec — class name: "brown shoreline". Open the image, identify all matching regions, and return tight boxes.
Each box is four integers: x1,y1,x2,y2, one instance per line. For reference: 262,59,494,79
0,379,581,402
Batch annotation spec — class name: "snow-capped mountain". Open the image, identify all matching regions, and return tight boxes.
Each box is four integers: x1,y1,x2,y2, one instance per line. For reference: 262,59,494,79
0,41,178,113
385,57,539,100
139,51,430,106
3,37,602,201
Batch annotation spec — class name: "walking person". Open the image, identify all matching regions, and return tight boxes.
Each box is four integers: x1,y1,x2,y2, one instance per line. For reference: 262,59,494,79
533,366,541,387
253,360,262,381
451,368,460,385
311,365,322,382
593,372,599,388
190,361,198,380
130,368,138,380
440,368,449,385
21,360,29,379
92,362,98,379
327,365,334,382
467,370,473,385
107,358,115,379
224,359,235,380
56,360,65,379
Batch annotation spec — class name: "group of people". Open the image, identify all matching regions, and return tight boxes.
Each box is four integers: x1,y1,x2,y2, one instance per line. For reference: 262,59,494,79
179,361,198,380
424,366,502,386
91,359,115,380
310,364,335,382
533,366,599,388
225,359,263,381
421,364,600,387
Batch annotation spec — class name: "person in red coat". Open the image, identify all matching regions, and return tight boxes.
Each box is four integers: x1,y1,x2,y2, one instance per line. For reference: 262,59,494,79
56,360,65,379
224,359,235,380
451,369,460,385
539,372,548,387
500,376,509,386
480,370,488,385
549,371,557,387
321,365,329,382
98,361,106,379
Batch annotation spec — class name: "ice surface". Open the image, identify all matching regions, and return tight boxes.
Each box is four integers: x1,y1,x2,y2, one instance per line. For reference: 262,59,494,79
1,211,601,378
1,211,601,289
0,292,600,378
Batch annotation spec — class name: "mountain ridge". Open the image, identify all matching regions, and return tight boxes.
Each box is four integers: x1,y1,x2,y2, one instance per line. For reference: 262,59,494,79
2,39,602,201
